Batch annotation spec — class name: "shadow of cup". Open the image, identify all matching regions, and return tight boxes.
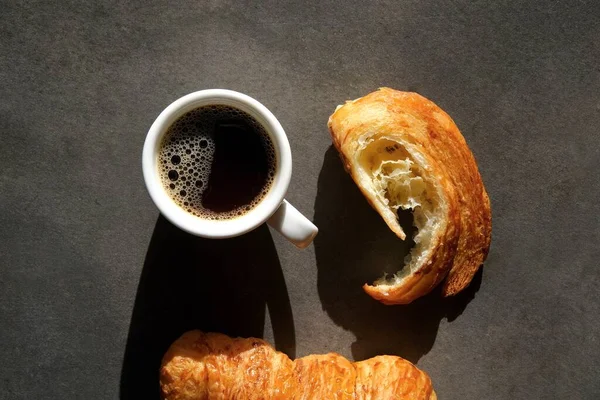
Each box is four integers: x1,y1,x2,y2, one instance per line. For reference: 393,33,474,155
119,216,295,399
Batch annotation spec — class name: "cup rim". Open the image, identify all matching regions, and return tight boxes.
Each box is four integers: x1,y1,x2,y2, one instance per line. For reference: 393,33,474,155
142,89,292,238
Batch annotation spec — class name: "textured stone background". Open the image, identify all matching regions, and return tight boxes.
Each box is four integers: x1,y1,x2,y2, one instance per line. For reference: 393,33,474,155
1,1,599,398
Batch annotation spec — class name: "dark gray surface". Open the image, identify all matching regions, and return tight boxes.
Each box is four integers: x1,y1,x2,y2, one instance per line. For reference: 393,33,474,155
1,1,599,399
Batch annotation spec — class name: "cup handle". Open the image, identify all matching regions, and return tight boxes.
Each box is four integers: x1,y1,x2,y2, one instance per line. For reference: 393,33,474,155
267,200,318,249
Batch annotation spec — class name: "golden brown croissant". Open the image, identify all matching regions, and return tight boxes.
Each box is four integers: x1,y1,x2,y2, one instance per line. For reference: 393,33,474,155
160,330,436,400
328,88,491,304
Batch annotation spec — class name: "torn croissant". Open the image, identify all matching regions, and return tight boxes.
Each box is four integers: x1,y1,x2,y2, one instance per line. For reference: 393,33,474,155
328,88,491,304
160,330,436,400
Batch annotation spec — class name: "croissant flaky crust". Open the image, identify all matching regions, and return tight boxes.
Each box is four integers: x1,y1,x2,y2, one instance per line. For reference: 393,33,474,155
160,330,436,400
328,88,491,304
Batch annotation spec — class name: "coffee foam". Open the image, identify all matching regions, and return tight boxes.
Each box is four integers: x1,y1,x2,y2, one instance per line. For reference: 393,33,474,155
158,105,276,220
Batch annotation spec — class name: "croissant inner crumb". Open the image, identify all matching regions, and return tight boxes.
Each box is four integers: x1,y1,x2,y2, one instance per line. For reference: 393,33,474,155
358,138,441,285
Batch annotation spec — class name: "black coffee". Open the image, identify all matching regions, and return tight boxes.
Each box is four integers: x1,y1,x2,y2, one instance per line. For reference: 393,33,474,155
158,105,276,220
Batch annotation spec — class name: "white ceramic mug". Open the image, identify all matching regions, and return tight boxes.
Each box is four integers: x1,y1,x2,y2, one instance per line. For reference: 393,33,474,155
142,89,318,248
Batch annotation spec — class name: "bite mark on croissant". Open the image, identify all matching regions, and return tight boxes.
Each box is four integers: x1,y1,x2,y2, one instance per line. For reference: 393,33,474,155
161,330,436,400
328,88,491,304
357,136,445,287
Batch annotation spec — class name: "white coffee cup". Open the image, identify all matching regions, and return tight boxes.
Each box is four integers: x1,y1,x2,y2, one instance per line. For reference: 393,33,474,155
142,89,318,248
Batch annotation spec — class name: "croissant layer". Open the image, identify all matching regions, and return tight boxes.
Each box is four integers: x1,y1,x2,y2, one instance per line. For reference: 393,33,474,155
161,330,436,400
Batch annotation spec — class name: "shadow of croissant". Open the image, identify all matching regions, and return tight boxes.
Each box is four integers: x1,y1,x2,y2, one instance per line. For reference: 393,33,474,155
314,146,482,363
120,216,295,399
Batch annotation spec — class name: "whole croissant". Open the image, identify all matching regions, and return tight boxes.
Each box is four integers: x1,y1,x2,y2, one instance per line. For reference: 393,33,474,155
160,330,437,399
328,88,492,304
